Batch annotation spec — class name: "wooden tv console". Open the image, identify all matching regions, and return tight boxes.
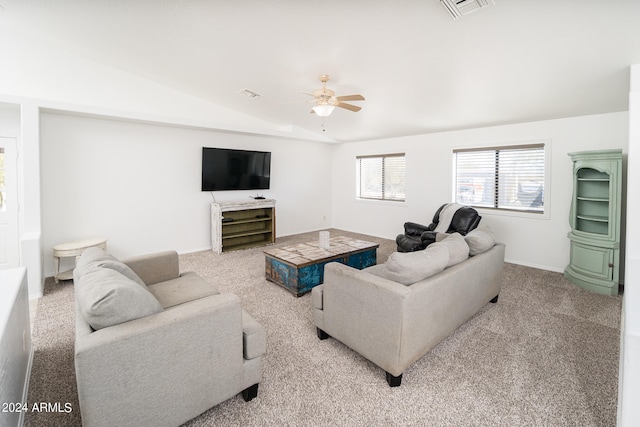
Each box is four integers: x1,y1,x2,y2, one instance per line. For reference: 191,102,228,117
211,199,276,254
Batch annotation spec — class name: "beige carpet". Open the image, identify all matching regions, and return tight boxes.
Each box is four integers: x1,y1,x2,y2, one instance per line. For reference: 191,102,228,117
26,229,622,426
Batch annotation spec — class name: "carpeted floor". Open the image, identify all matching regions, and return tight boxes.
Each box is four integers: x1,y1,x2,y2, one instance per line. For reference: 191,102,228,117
26,229,623,426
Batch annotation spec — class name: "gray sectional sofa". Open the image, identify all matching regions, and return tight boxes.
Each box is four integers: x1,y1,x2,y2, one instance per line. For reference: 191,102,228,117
73,248,265,427
313,228,505,386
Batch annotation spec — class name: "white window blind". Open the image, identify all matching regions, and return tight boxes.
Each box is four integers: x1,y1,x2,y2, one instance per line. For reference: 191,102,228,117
357,153,405,202
454,144,545,213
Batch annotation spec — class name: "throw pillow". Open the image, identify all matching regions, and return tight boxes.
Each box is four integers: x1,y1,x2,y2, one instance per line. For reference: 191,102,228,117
464,226,496,256
75,247,146,288
74,247,109,278
76,266,163,330
365,244,449,285
432,232,469,267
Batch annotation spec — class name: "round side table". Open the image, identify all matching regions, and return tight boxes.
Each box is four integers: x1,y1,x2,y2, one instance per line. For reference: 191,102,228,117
53,238,107,283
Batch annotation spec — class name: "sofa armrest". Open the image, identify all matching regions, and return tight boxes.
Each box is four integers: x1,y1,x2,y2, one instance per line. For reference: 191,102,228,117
123,250,180,285
321,263,411,376
242,309,266,360
75,293,244,427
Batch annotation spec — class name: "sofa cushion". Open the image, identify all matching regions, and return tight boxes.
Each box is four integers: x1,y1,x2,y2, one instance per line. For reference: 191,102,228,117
75,247,146,288
464,226,496,256
432,232,469,267
147,272,220,309
365,244,449,285
76,266,163,330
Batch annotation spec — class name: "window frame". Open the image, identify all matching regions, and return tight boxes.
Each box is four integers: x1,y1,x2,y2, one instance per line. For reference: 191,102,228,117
452,141,550,218
356,152,406,202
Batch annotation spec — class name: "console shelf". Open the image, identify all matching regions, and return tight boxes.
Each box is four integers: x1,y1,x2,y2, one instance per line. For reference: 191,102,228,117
211,199,276,254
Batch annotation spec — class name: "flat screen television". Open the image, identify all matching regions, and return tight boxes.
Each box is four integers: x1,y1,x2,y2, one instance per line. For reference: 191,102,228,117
201,147,271,191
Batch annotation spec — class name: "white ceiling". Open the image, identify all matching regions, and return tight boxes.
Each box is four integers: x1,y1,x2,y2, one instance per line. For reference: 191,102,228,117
2,0,640,143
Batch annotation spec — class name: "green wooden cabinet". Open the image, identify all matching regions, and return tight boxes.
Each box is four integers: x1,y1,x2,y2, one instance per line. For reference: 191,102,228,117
565,149,622,296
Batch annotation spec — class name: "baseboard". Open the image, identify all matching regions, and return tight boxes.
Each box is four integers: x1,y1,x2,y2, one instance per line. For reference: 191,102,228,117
504,258,564,273
178,246,213,255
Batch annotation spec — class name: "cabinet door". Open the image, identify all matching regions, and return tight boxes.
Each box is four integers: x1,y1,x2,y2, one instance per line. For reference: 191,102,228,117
569,241,613,280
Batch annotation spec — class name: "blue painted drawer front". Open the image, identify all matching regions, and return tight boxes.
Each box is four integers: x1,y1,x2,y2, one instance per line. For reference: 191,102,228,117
345,251,377,269
265,248,377,297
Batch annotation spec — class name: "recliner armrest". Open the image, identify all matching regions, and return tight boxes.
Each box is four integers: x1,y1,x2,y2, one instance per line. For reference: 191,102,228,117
403,221,435,236
419,231,438,247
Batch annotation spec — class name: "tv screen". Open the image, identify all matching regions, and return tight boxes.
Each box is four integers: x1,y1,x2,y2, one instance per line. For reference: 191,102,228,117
201,147,271,191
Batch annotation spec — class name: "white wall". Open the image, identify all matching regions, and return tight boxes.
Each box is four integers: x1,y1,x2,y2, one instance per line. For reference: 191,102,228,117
40,112,332,277
20,104,44,298
1,103,44,298
618,64,640,426
331,112,629,272
0,103,20,134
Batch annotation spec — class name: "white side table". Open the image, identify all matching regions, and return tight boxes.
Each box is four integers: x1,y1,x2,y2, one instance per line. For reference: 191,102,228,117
53,238,107,283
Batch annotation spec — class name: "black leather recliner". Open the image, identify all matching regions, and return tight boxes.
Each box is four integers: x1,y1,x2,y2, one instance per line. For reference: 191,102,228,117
395,204,482,252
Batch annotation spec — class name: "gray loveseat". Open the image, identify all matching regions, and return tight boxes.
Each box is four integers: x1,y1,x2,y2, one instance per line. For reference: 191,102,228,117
313,228,504,386
73,248,266,427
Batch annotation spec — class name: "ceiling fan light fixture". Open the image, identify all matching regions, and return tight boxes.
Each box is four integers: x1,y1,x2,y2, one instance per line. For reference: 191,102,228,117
312,104,335,117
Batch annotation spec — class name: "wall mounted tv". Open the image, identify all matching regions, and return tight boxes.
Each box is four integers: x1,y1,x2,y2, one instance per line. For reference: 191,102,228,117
201,147,271,191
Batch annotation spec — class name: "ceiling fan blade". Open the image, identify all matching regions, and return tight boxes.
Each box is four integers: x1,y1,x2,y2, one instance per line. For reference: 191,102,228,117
336,102,362,112
336,94,365,102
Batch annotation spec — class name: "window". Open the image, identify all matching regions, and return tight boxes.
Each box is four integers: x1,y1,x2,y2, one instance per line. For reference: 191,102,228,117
453,143,545,213
357,153,405,202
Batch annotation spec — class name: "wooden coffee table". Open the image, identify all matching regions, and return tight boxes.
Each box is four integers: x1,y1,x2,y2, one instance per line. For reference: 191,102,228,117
264,236,379,297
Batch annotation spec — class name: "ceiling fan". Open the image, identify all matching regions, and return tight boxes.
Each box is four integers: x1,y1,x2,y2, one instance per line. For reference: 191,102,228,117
305,75,365,117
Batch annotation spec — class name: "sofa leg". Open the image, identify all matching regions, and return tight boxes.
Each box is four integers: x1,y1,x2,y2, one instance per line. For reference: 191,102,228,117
490,294,499,304
242,384,259,402
317,327,330,340
386,372,403,387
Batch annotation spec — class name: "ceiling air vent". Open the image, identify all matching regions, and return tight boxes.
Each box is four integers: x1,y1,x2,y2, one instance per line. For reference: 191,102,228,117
440,0,495,19
237,89,262,99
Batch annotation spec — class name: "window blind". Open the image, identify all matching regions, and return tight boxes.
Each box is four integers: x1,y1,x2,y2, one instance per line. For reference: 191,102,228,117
357,153,405,201
453,144,545,213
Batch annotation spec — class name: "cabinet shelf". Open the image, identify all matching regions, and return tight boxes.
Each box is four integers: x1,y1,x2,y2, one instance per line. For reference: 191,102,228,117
577,196,609,202
223,240,273,252
576,214,609,223
222,216,272,226
222,227,273,240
